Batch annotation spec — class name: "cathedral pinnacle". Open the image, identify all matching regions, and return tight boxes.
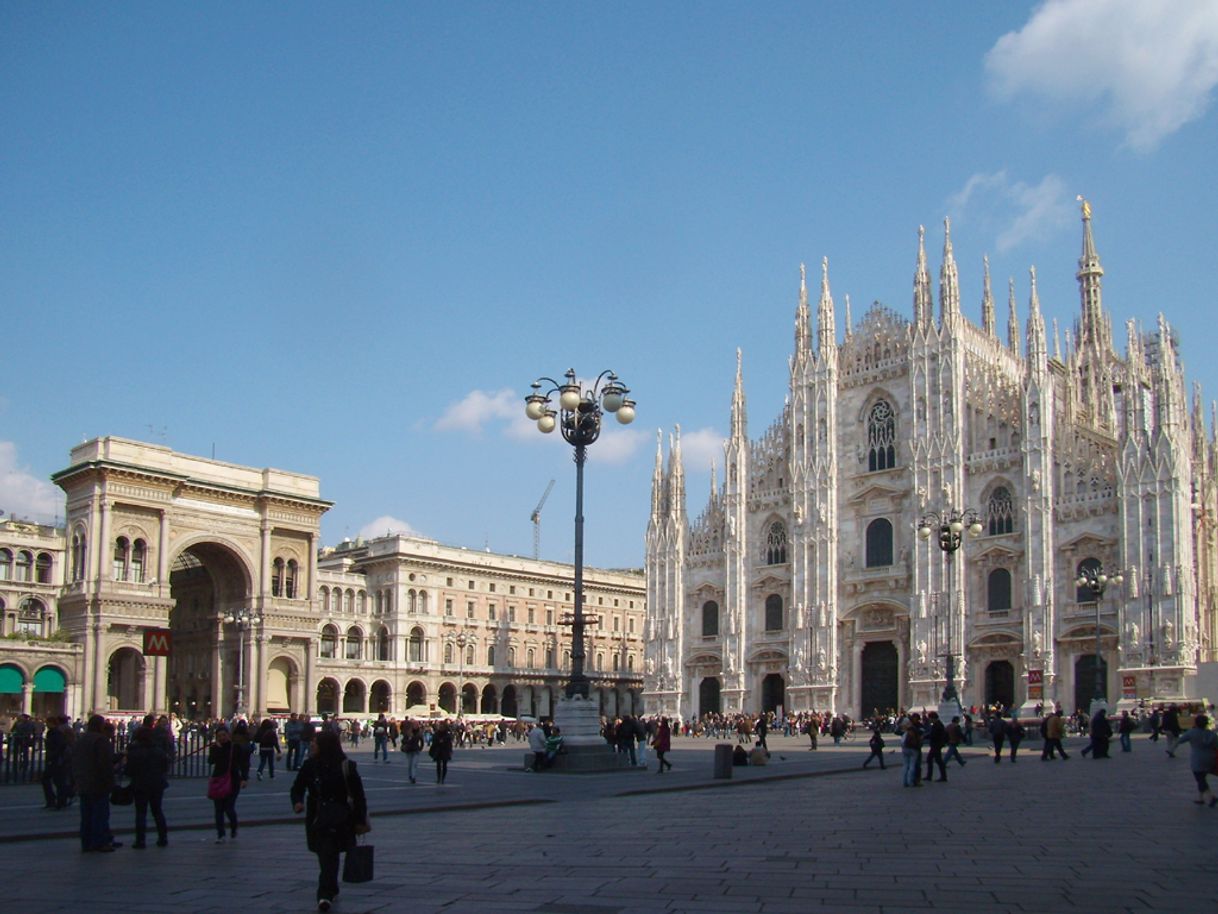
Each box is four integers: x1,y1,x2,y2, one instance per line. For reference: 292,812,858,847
794,262,811,361
939,218,960,325
913,225,933,329
982,254,996,338
731,348,747,439
1006,277,1020,355
817,256,835,355
1026,266,1047,362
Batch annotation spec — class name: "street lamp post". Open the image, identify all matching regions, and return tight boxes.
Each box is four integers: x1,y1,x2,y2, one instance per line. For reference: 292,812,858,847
1075,563,1123,714
525,369,635,699
223,608,261,720
453,627,475,717
918,508,984,712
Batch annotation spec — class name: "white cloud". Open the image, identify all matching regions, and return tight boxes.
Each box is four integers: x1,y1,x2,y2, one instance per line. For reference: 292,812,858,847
434,388,519,435
678,427,727,474
585,427,648,465
986,0,1218,151
0,441,62,523
946,170,1073,253
357,515,419,540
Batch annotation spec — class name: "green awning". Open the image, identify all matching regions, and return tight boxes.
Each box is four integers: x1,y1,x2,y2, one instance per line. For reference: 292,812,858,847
0,665,25,694
33,667,66,693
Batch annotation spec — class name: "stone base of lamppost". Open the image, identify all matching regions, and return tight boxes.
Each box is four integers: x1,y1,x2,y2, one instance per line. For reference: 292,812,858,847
1088,697,1109,718
937,698,964,722
548,694,636,773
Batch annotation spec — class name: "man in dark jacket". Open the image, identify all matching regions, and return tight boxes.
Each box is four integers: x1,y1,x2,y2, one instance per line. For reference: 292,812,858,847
71,715,116,852
924,711,949,781
41,716,73,809
125,725,170,847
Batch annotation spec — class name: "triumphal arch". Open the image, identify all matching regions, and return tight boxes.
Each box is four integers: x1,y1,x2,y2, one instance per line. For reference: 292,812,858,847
53,437,330,717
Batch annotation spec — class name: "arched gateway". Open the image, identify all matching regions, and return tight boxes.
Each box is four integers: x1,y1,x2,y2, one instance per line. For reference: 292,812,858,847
52,437,330,717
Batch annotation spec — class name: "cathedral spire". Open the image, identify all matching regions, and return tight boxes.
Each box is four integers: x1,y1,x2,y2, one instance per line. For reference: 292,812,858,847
939,218,960,327
669,424,685,517
730,348,747,439
981,254,996,338
1076,196,1109,353
794,262,811,362
651,429,665,519
1026,266,1047,362
1006,277,1020,355
913,225,934,329
844,294,853,340
817,257,836,356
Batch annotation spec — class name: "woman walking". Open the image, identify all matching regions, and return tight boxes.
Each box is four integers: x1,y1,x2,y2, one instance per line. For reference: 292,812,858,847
1177,713,1218,807
652,717,673,773
125,725,169,848
429,720,454,784
255,718,281,780
291,729,370,912
401,721,424,783
207,725,249,843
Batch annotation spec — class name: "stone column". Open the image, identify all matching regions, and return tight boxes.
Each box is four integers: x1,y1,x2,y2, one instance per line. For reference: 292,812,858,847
850,637,864,716
895,636,908,712
259,521,272,603
303,638,316,715
91,620,107,714
213,619,225,717
22,682,34,715
250,632,267,716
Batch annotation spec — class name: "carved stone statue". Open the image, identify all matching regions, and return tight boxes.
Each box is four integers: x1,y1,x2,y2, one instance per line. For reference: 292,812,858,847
916,640,927,664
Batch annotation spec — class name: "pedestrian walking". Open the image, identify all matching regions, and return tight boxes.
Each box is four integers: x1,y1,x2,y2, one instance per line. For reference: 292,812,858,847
1176,714,1218,807
1042,711,1069,760
925,712,948,781
125,725,169,848
944,716,967,768
291,729,370,911
429,720,454,784
1089,709,1113,759
653,717,673,773
402,722,424,782
988,712,1006,763
862,727,886,769
1163,704,1182,758
901,714,922,787
207,725,249,843
1118,711,1135,753
372,715,390,763
255,718,281,780
1006,716,1026,763
70,714,116,853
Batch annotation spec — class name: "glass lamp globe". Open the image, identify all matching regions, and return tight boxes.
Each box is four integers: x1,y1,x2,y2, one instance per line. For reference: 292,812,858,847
615,400,636,424
559,386,582,411
525,398,546,420
918,525,932,539
538,413,557,433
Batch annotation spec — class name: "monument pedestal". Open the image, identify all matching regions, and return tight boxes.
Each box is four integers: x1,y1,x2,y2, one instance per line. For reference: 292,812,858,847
549,694,633,773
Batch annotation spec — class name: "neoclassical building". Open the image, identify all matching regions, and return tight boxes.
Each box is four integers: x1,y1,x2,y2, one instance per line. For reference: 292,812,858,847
0,436,643,719
645,205,1218,720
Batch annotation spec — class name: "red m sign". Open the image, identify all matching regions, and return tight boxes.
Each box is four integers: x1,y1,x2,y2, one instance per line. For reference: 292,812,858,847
143,628,172,656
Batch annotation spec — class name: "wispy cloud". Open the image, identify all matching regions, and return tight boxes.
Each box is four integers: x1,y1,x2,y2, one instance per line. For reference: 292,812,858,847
434,388,520,435
946,171,1073,253
357,515,420,540
986,0,1218,151
679,427,726,474
0,441,62,523
585,427,648,466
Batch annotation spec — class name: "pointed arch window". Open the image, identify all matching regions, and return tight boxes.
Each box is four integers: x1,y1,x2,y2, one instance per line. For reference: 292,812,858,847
987,487,1015,536
487,644,496,666
867,399,897,471
865,518,894,568
71,531,87,582
131,540,147,584
764,522,788,565
702,600,719,637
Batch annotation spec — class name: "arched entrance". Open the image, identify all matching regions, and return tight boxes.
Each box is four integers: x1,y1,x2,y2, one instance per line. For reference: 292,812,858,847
343,679,366,713
480,684,498,714
107,646,145,710
1074,654,1106,713
265,657,294,713
760,673,785,714
0,664,24,715
860,641,898,717
985,661,1015,710
406,681,426,708
501,685,518,718
699,677,721,716
438,682,456,714
168,541,253,718
461,683,478,715
316,678,339,715
370,680,391,714
33,667,68,718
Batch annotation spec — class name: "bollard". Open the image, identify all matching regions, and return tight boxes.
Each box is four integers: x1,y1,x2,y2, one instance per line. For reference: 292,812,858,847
713,742,734,779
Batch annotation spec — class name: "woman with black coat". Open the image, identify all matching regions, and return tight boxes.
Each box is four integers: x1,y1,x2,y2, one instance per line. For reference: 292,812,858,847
291,729,370,911
207,725,249,842
125,726,169,848
429,721,454,784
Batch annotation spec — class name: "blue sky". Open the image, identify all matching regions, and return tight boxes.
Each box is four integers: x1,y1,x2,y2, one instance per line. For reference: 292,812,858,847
3,2,1218,569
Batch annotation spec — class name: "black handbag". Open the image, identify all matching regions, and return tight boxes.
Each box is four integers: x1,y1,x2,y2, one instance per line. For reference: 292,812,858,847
343,840,374,883
110,782,134,806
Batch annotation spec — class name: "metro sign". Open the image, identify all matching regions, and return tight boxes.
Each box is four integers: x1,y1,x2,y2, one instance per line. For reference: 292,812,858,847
143,628,173,657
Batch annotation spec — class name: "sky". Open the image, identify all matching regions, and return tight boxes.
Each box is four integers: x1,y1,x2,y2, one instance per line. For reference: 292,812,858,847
3,2,1218,570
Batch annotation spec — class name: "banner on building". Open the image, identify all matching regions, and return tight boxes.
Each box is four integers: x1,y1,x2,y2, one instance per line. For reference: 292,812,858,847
1027,669,1043,700
143,628,172,657
1122,674,1137,700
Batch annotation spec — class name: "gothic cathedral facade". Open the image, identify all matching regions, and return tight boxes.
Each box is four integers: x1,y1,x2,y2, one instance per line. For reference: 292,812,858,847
644,205,1218,720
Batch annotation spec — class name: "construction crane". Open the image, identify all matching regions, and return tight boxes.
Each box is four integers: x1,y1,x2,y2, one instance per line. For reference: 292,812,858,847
531,479,556,560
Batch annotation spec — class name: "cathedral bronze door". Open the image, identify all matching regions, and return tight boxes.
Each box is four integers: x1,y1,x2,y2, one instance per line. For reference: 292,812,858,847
699,677,721,716
760,673,785,715
860,641,898,717
985,661,1015,710
1074,654,1106,713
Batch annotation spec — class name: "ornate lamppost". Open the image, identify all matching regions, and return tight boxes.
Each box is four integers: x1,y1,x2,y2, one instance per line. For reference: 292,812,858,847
918,508,983,712
453,627,476,718
223,607,261,720
525,369,635,698
1075,563,1123,714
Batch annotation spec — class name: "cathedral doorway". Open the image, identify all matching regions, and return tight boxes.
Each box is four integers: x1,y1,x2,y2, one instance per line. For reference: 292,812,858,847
1074,654,1106,712
168,541,252,718
859,641,898,717
984,661,1015,710
760,673,785,714
699,677,721,716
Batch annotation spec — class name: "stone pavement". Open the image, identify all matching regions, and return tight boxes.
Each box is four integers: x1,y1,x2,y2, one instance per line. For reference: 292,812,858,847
2,734,1215,913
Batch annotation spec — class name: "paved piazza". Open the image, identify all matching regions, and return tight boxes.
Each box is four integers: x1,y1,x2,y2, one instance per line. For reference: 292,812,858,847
2,734,1214,913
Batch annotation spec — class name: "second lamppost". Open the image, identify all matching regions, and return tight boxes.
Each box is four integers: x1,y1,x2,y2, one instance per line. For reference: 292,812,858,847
223,607,261,720
526,369,635,700
918,508,983,711
1075,564,1123,714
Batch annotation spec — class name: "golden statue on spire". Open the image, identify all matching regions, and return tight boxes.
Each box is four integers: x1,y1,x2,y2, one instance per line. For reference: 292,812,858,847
1076,195,1092,220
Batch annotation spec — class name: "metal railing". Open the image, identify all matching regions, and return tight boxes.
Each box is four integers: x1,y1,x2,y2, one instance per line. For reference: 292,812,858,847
0,727,218,786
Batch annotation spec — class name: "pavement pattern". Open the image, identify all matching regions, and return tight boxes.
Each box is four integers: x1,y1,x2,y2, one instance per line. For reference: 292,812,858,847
1,733,1214,913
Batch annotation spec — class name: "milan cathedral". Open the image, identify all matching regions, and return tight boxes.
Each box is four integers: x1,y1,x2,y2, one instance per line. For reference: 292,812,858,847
644,204,1218,720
